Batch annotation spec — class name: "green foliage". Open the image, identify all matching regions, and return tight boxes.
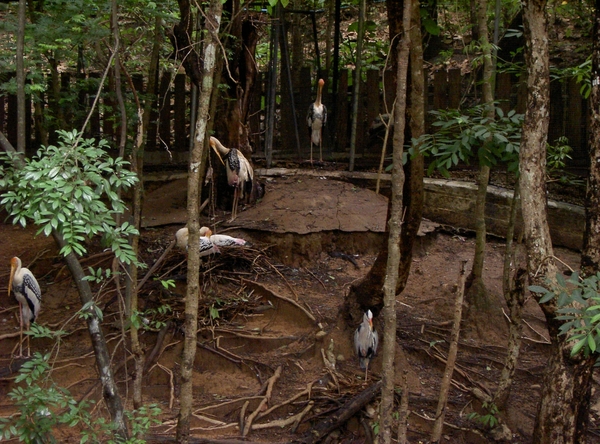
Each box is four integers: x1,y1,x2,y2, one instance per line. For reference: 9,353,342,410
0,130,139,264
103,404,162,444
0,353,162,443
546,136,572,172
413,105,524,177
130,304,172,331
551,57,592,99
529,272,600,357
0,353,98,444
467,401,499,429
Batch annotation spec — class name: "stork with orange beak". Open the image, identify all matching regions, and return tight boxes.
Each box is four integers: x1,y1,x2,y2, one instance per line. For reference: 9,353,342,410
307,78,327,163
8,256,42,357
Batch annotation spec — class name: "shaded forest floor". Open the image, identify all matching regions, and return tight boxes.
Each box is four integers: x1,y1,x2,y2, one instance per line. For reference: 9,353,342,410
0,172,598,443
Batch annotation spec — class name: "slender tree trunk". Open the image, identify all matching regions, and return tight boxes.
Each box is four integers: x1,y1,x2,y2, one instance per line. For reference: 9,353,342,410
494,183,526,409
52,231,128,438
176,1,222,442
344,0,423,322
493,267,526,409
325,0,334,75
397,0,425,295
16,0,26,154
348,0,365,172
467,0,495,309
431,261,467,443
519,1,585,442
379,2,411,442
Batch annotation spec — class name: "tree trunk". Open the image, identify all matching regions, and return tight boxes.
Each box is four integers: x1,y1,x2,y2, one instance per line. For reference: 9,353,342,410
176,1,222,442
467,0,495,310
431,260,467,443
16,0,26,154
348,0,365,172
518,1,593,442
52,231,128,438
494,182,526,409
344,0,424,323
396,0,425,295
493,267,526,409
379,2,411,442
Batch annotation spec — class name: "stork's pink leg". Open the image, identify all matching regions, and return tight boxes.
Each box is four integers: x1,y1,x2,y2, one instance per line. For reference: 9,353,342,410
18,302,24,357
230,187,239,222
319,133,323,162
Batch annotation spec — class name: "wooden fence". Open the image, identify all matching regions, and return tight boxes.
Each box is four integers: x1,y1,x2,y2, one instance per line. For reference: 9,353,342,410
0,67,589,168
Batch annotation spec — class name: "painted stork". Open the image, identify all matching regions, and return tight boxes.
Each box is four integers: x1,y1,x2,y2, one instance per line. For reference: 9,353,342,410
175,227,220,257
200,226,248,247
209,136,254,222
354,309,378,380
8,256,42,357
307,78,327,163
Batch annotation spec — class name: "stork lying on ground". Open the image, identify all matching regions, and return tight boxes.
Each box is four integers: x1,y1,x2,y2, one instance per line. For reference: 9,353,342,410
354,309,378,381
307,78,327,163
8,256,42,357
175,227,220,257
209,136,254,222
200,226,248,247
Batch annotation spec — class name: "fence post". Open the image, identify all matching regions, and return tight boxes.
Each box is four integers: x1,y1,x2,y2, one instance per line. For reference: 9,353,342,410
174,73,187,151
158,71,172,151
334,69,349,153
448,68,461,109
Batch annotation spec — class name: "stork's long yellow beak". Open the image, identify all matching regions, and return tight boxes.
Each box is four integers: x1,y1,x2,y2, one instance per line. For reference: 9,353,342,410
8,263,15,297
209,138,226,166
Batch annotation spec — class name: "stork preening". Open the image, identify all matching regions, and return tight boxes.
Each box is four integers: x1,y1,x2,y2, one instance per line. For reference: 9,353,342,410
307,78,327,163
200,226,248,247
354,309,378,380
175,227,220,257
8,257,42,357
209,136,254,222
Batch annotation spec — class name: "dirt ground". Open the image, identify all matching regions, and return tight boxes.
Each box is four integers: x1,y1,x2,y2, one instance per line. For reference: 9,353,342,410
0,173,597,443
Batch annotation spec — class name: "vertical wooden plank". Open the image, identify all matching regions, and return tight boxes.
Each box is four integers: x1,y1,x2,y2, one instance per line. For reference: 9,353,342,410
174,73,187,151
88,73,101,138
25,88,32,154
433,69,448,110
335,69,349,153
6,73,17,147
383,69,395,114
516,78,527,114
146,71,159,152
103,74,115,143
158,71,172,151
495,72,512,114
61,72,72,127
548,79,563,148
280,54,295,158
363,69,380,155
248,72,263,154
565,77,582,151
298,67,312,157
0,93,5,135
447,68,461,109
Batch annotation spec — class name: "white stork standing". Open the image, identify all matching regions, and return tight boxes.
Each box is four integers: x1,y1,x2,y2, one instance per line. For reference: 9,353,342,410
175,227,220,257
200,226,248,247
8,256,42,357
209,136,254,222
307,78,327,163
354,309,378,381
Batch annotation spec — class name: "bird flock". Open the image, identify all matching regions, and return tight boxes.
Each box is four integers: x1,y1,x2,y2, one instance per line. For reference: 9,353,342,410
5,82,379,372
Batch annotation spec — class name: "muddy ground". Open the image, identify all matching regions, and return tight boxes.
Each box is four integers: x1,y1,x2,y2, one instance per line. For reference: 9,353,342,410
0,172,598,443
